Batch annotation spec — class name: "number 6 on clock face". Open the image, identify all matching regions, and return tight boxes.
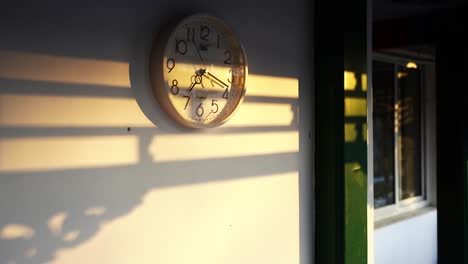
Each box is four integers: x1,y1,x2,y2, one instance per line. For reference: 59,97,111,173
150,14,248,128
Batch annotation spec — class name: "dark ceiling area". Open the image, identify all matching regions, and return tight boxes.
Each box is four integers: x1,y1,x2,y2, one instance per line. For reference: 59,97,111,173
373,0,467,21
373,0,467,51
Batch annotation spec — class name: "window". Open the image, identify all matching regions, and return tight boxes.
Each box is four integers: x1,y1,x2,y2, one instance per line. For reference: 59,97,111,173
373,54,431,220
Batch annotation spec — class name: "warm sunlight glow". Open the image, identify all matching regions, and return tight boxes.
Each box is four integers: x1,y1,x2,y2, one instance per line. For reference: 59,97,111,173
52,172,300,264
63,231,80,242
85,207,107,216
226,102,295,127
149,132,299,162
0,51,130,87
345,162,366,181
397,72,408,79
345,123,358,142
345,98,367,117
247,74,299,98
344,71,357,91
0,136,138,172
361,73,367,91
406,62,418,69
48,212,68,236
0,95,153,127
0,224,35,240
162,63,240,94
160,63,298,98
158,66,298,127
0,50,303,264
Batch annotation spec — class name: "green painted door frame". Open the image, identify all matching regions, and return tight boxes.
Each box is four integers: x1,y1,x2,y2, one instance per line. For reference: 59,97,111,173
314,0,371,263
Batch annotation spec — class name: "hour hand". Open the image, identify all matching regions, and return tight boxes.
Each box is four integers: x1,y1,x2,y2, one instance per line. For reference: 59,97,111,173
188,82,196,92
189,74,203,91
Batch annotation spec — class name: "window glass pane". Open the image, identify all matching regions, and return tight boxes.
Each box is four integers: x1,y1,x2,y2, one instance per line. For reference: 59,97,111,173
396,64,422,200
373,61,395,208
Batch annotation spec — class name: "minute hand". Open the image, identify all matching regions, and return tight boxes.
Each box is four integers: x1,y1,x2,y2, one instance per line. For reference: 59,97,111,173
206,71,229,88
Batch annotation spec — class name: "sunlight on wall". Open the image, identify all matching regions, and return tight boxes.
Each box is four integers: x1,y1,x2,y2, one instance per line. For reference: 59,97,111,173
0,95,153,127
149,132,298,162
361,73,367,91
345,71,357,91
224,73,298,127
150,61,298,128
0,136,138,172
63,231,80,242
48,212,67,236
345,98,367,117
164,66,299,99
0,50,302,264
247,75,299,98
84,207,107,216
0,51,130,87
345,123,358,143
52,172,300,264
47,212,83,242
0,224,35,240
226,102,295,127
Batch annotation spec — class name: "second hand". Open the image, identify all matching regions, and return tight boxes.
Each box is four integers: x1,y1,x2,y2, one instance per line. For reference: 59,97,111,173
192,41,208,70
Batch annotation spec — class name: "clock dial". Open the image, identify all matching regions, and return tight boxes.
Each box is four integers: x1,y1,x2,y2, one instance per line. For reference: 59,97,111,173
151,14,247,128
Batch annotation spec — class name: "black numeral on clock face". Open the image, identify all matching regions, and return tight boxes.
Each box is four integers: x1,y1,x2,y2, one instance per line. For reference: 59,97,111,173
227,69,232,83
183,96,190,110
166,58,175,73
211,99,219,113
200,25,210,41
196,103,204,117
222,88,229,99
224,50,231,64
171,79,179,95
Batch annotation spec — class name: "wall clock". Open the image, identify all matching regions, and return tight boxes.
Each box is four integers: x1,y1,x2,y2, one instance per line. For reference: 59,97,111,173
150,14,248,128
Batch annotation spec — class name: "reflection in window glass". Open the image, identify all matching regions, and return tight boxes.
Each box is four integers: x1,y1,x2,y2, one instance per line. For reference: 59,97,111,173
373,61,395,208
397,65,422,200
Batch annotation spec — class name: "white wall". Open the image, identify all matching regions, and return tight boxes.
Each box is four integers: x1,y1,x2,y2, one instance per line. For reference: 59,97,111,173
374,210,437,264
0,3,313,264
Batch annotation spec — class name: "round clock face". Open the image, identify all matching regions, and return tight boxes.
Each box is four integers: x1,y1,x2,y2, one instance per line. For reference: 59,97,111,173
150,14,247,128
